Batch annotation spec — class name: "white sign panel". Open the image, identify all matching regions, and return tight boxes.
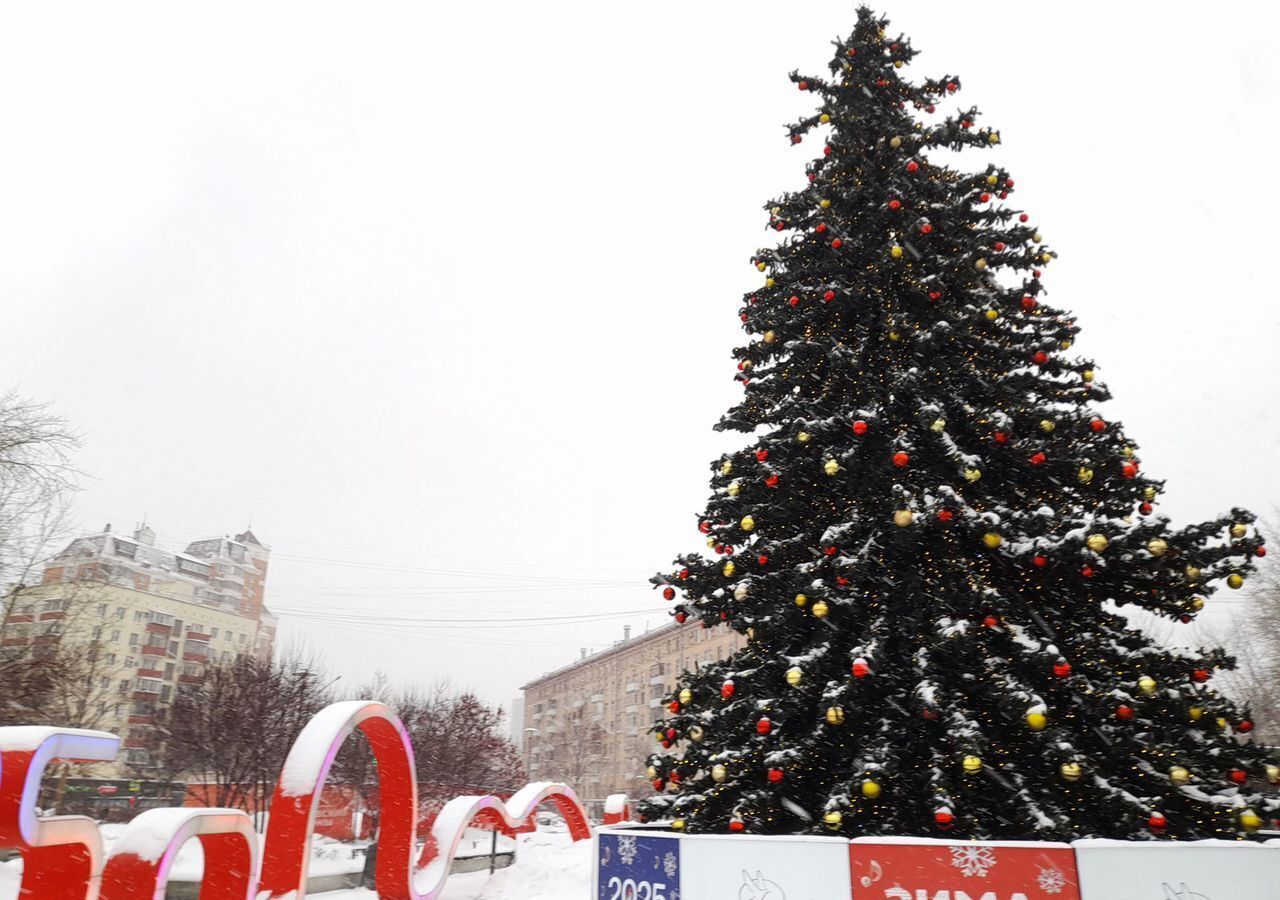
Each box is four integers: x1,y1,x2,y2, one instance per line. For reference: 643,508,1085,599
680,832,852,900
1073,839,1280,900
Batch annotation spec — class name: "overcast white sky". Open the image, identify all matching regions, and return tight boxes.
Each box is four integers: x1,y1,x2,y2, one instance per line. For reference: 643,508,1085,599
2,1,1276,710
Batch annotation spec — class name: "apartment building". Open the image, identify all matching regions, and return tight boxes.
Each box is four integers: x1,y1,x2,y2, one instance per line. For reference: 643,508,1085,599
0,523,276,779
521,620,745,799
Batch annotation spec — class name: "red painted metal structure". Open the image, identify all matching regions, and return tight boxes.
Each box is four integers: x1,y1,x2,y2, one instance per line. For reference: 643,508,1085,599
0,701,596,899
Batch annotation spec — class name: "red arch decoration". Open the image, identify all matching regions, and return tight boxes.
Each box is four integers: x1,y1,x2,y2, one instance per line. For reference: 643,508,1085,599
258,700,421,899
0,726,119,900
98,808,257,900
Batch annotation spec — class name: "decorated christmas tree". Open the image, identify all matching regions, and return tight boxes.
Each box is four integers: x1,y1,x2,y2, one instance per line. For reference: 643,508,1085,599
642,6,1277,841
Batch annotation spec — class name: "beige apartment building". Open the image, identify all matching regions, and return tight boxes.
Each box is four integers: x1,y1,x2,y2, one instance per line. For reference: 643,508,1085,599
521,620,746,799
0,524,276,781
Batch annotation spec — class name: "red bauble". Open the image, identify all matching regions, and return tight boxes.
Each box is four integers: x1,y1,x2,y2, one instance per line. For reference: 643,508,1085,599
1229,768,1248,785
1116,705,1134,720
675,612,687,624
756,716,772,735
852,419,869,435
790,135,802,145
999,191,1008,200
728,819,745,832
928,290,943,300
1030,451,1047,466
979,192,991,203
663,587,676,601
823,289,836,301
961,120,972,129
823,145,833,157
789,295,800,307
652,778,665,791
993,242,1006,251
798,80,809,91
1033,351,1049,365
1081,565,1094,578
937,508,955,523
757,554,769,566
679,568,689,579
740,313,748,322
920,223,933,234
1033,268,1042,278
1257,546,1267,557
922,708,939,721
983,615,999,628
721,680,735,699
1148,813,1167,831
714,544,726,555
1139,503,1153,515
934,809,955,828
927,104,935,113
767,768,784,783
946,81,958,92
765,474,780,488
1122,463,1139,479
1033,555,1048,568
661,739,672,748
852,660,871,679
836,576,850,586
720,611,728,621
832,238,843,249
994,431,1009,444
668,701,680,714
892,451,910,468
1192,669,1210,683
774,221,785,231
756,449,769,462
670,771,682,784
699,520,712,534
1090,418,1106,433
888,198,902,210
1021,296,1037,310
666,728,676,740
824,545,838,556
847,48,857,57
1239,719,1255,733
1053,661,1072,678
1019,213,1029,222
1006,179,1015,187
816,223,828,233
906,160,919,173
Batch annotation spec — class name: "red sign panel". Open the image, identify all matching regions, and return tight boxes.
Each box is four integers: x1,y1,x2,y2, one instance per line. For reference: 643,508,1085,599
850,839,1081,900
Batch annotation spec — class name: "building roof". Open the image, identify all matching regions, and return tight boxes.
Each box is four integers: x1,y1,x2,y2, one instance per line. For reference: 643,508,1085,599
520,621,681,691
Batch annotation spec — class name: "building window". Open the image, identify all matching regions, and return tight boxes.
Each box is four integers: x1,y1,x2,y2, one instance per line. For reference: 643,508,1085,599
129,634,139,646
134,611,144,623
136,678,161,692
99,677,110,689
106,653,117,665
160,685,171,701
209,627,218,639
148,611,175,626
164,664,175,680
115,607,125,620
41,599,67,613
111,630,121,642
97,603,108,616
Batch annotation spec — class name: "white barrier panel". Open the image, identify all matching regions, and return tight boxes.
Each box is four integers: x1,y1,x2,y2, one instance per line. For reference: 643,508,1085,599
850,837,1080,899
1073,839,1280,900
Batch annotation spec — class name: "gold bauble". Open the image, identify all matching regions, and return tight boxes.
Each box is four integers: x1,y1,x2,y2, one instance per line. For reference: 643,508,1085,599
765,278,776,288
1086,534,1109,553
1122,446,1135,459
706,537,716,548
1059,762,1082,782
963,468,982,483
733,583,749,601
962,755,983,774
986,174,999,185
1082,369,1095,383
1040,252,1052,263
756,261,767,271
1227,573,1244,590
689,724,704,741
989,132,1001,144
982,532,1003,549
785,666,804,687
740,515,756,532
984,309,1000,321
1216,717,1228,730
890,245,904,259
746,628,755,642
819,113,831,124
812,600,830,618
822,811,843,830
1241,810,1263,833
889,136,902,149
819,198,832,209
672,818,686,830
763,330,777,344
711,764,727,783
1033,232,1043,243
721,460,733,475
794,593,808,607
679,688,692,705
1026,711,1048,732
893,59,903,69
1039,419,1056,433
887,330,902,342
722,561,736,577
861,779,882,799
727,481,741,497
1230,523,1248,539
1190,597,1205,611
797,431,811,443
1185,565,1202,580
1169,766,1191,786
647,766,658,779
824,459,841,476
1146,538,1169,557
1138,675,1157,695
893,509,915,527
1060,339,1073,350
1189,706,1204,721
975,258,988,269
930,418,946,433
1266,764,1280,785
1078,467,1094,484
1143,486,1158,500
825,706,845,725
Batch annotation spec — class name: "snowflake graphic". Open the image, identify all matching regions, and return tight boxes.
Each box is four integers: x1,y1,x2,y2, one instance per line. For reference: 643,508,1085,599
617,835,639,866
663,851,678,879
949,845,998,878
1037,865,1067,895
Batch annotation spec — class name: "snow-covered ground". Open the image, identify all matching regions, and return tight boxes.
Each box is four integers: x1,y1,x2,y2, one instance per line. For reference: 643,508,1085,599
0,826,583,899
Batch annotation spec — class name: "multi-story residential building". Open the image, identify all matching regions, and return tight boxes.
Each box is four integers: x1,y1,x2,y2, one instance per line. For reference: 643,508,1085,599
0,523,276,780
521,621,745,799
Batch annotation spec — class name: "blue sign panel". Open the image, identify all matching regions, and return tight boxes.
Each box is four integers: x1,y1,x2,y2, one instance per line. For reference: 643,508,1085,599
598,832,681,900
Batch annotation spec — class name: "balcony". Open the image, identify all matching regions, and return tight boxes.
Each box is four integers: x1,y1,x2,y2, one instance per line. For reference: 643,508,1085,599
625,683,640,693
183,649,209,662
178,674,203,685
140,645,166,657
127,715,155,725
185,631,211,642
2,638,28,648
590,693,604,702
648,698,663,709
4,614,34,624
136,668,162,678
131,689,159,701
38,611,66,621
649,675,665,685
145,622,172,635
123,737,151,750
